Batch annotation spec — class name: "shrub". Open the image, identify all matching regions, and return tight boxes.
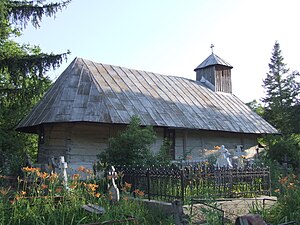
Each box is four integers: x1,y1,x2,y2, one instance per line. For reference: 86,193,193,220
265,174,300,224
268,134,300,170
98,116,156,166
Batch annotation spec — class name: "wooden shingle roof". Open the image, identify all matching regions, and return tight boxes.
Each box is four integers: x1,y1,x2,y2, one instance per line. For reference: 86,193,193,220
194,53,233,70
16,57,278,134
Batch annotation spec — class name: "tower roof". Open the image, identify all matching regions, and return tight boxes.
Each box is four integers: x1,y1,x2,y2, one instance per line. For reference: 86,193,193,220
194,53,233,71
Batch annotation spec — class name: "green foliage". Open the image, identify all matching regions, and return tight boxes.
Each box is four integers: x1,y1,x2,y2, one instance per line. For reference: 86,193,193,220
0,0,70,175
263,174,300,224
290,104,300,133
6,0,71,30
268,174,300,223
0,166,174,225
246,99,265,116
267,134,300,170
252,153,300,224
99,116,156,166
153,138,172,165
198,203,223,225
261,41,300,135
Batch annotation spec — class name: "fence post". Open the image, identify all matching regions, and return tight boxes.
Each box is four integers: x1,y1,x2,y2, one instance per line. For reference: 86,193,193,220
132,167,136,198
267,167,271,196
146,168,151,201
180,168,185,203
229,168,233,197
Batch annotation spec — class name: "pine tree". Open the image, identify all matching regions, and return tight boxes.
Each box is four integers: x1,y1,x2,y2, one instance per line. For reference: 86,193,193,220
0,0,71,75
0,0,71,175
261,41,300,135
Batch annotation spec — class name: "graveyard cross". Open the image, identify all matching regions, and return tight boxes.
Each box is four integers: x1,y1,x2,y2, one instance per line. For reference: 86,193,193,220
234,145,245,168
216,145,233,168
108,166,120,204
59,156,69,189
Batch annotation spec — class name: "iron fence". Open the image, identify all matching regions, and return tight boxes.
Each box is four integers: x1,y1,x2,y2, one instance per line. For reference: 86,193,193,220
116,165,271,203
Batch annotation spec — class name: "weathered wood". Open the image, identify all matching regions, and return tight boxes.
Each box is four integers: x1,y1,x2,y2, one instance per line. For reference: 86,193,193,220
17,57,277,135
38,122,258,166
82,203,105,215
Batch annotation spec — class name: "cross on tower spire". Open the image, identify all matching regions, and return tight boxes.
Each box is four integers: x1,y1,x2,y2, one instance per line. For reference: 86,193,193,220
210,44,215,54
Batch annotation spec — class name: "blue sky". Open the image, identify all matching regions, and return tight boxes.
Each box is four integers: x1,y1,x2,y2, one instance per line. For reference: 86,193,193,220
16,0,300,103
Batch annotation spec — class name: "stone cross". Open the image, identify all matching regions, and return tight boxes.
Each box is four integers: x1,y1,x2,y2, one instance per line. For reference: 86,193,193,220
234,145,245,168
216,145,233,168
108,166,120,204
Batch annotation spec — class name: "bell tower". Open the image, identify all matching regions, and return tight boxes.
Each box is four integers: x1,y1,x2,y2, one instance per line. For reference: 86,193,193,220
194,45,233,93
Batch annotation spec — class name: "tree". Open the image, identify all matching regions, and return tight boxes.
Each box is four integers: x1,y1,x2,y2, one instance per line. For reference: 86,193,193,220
0,0,70,175
98,116,156,166
246,99,265,116
261,42,300,170
261,41,300,135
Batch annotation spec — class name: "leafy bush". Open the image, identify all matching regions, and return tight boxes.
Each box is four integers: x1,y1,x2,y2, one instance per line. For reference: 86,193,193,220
264,174,300,224
98,116,156,166
268,134,300,170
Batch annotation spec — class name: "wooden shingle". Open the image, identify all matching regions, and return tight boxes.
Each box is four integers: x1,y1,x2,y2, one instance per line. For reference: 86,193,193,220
16,57,278,135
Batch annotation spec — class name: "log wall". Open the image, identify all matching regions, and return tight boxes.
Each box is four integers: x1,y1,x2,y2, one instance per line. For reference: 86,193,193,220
38,123,258,167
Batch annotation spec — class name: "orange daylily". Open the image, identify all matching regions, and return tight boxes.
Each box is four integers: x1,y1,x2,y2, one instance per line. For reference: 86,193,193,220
84,183,98,192
55,187,62,193
49,172,59,182
94,192,101,198
37,171,49,179
287,182,295,190
72,173,80,180
77,166,86,173
22,166,40,173
41,184,48,189
133,189,145,197
279,176,288,185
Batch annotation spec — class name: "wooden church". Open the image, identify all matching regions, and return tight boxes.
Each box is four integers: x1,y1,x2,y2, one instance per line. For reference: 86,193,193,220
16,52,278,169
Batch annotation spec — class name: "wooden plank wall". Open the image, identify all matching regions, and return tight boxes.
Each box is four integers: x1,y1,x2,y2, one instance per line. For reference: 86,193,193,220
67,123,110,163
174,129,257,160
196,67,215,86
215,66,232,93
38,124,68,163
38,123,258,166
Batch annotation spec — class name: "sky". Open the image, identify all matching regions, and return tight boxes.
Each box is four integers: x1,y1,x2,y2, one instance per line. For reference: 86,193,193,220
15,0,300,103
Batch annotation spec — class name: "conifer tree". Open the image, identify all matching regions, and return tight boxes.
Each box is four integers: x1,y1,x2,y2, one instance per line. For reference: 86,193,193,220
0,0,71,175
261,41,300,135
